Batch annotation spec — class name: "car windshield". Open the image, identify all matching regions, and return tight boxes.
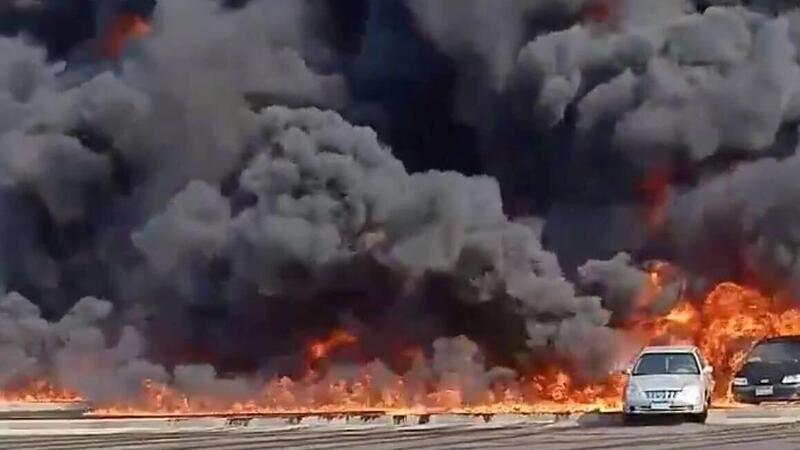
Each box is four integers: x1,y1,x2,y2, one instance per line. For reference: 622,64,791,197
633,353,699,375
747,341,800,363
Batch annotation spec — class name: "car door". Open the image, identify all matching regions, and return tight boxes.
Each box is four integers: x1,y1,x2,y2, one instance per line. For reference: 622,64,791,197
695,350,714,398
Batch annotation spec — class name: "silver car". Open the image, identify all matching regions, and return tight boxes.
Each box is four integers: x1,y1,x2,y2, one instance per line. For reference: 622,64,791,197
623,345,714,423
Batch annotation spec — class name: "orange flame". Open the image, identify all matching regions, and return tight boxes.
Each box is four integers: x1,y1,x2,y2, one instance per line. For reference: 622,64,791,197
698,284,800,400
633,282,800,402
100,13,152,59
632,261,674,313
307,329,359,363
3,282,800,416
0,379,82,404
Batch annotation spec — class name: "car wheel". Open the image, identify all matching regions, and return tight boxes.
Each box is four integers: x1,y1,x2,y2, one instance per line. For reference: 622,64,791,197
690,409,708,424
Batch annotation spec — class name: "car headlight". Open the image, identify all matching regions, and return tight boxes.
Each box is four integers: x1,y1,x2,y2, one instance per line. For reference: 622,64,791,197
733,377,749,387
675,385,702,403
782,374,800,384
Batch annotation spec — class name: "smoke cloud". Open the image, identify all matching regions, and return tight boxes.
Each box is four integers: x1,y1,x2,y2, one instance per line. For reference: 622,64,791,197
0,0,635,401
0,0,799,405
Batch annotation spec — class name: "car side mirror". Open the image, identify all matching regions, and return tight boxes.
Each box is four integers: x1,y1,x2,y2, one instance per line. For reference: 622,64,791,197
622,368,632,376
703,366,713,375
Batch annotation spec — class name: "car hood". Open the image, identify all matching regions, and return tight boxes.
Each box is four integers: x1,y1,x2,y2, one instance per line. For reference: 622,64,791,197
737,361,800,381
629,375,701,391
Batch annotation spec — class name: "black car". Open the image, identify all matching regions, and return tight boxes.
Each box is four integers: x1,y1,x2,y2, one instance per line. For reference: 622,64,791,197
732,336,800,403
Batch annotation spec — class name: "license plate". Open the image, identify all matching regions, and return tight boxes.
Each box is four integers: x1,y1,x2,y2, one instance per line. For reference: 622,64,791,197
755,386,774,396
651,402,670,410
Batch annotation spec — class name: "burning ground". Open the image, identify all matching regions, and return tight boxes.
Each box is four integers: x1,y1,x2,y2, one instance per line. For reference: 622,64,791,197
2,278,799,415
1,0,800,416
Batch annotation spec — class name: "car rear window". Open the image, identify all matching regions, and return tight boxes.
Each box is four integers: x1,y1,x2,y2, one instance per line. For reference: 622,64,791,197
633,353,699,375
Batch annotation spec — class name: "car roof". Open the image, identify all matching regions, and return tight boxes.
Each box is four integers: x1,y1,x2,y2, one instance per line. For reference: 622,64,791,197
639,345,699,354
759,335,800,344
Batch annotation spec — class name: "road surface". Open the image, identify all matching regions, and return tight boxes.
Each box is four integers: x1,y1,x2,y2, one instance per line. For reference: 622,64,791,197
1,408,800,449
1,421,800,449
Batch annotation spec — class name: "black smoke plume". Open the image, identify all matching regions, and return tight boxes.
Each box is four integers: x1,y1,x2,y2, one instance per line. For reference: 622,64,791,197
0,0,797,401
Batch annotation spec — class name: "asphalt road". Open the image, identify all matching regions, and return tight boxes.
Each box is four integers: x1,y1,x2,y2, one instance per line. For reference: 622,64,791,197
1,418,800,450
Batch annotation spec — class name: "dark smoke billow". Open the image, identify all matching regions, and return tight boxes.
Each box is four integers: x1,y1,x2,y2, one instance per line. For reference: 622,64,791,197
0,0,798,403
